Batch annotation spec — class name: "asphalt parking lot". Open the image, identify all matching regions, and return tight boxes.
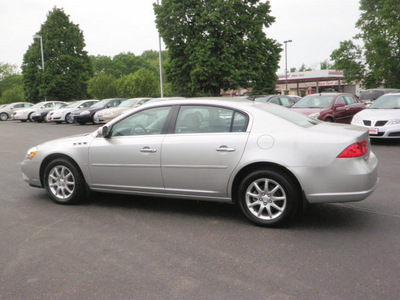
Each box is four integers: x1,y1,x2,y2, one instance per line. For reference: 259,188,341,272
1,121,399,299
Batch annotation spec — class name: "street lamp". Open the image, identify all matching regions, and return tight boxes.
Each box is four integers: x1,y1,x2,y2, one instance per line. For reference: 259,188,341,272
284,40,292,95
33,34,46,101
157,0,164,98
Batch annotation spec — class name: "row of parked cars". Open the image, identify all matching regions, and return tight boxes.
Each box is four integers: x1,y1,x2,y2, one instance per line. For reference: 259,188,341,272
2,90,400,138
249,91,400,138
0,98,152,125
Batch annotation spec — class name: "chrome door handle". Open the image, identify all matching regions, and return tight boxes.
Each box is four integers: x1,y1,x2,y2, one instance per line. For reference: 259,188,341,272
216,146,236,152
140,147,157,153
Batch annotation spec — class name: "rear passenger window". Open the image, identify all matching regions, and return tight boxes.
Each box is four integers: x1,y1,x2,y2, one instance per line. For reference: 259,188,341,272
174,105,248,134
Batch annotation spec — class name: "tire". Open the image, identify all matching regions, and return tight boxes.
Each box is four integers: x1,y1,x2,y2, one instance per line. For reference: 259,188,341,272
43,158,85,205
324,117,333,122
0,112,8,121
65,113,73,124
28,112,34,122
237,169,300,227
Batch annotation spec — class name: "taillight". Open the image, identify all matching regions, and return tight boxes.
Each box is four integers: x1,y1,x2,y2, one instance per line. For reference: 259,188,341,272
337,140,368,158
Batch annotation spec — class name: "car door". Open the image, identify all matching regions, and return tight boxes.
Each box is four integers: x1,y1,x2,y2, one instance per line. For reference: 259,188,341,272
332,96,349,123
88,106,172,193
344,95,364,123
161,105,250,198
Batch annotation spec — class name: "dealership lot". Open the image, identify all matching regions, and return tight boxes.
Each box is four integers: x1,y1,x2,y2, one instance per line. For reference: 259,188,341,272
1,121,399,299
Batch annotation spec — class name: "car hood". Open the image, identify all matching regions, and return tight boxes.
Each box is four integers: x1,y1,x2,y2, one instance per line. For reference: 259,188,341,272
291,108,326,115
355,109,400,119
38,132,94,149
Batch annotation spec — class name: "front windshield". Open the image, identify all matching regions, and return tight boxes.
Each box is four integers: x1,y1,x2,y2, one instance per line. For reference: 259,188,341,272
31,102,47,108
292,96,335,109
369,95,400,109
91,99,109,109
64,101,79,108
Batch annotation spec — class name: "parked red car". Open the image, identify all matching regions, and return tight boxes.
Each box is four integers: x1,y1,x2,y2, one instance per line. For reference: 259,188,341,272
291,93,366,123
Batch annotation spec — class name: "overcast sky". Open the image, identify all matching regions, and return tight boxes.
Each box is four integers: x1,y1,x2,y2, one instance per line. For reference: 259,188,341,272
0,0,361,73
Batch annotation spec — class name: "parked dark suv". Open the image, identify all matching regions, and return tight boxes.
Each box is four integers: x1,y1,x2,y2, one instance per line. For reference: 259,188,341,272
359,89,400,104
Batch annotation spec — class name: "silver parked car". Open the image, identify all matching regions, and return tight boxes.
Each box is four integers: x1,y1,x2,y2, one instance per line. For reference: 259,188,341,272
0,102,33,121
351,93,400,138
47,100,99,124
21,98,378,227
13,101,65,122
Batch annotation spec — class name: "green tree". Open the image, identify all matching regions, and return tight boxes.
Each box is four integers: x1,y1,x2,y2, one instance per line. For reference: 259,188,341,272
91,52,158,79
1,86,24,104
116,69,160,98
320,60,333,70
90,55,114,75
298,64,312,72
331,40,365,84
154,0,281,96
0,64,24,103
331,0,400,88
22,7,93,102
87,72,116,99
0,62,19,80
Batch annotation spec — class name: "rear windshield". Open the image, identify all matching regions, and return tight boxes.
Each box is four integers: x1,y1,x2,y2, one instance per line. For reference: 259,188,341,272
257,103,321,128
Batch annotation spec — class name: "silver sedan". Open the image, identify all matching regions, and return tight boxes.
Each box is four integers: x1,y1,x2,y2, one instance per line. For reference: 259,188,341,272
21,98,378,227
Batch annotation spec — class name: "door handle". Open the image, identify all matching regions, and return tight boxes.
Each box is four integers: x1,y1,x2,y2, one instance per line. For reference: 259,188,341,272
140,147,157,153
216,145,236,152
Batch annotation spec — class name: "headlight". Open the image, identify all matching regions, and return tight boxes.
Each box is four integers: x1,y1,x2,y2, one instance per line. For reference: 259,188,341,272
26,147,38,160
387,119,400,125
351,115,363,125
309,112,320,119
80,110,90,115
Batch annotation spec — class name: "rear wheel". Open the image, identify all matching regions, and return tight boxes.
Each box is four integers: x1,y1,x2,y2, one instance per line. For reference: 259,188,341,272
324,117,333,122
237,169,300,227
43,158,85,205
0,112,9,121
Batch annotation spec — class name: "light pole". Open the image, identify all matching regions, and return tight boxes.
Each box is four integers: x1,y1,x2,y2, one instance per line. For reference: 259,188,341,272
284,40,292,95
33,34,46,100
157,0,164,98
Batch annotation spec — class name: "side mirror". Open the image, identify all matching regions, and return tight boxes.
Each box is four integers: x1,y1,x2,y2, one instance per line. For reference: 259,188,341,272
97,126,110,138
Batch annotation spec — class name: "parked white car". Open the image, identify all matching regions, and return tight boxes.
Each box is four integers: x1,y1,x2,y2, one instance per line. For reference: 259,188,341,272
351,93,400,138
47,100,98,124
0,102,33,121
13,101,66,122
21,98,378,227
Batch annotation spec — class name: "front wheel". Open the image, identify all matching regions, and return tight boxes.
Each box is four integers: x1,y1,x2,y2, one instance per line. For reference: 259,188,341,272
65,113,73,124
28,112,34,122
43,158,85,205
237,170,300,227
0,112,8,121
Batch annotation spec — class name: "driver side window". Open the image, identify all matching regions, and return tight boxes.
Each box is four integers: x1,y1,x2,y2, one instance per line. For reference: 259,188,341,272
110,106,171,137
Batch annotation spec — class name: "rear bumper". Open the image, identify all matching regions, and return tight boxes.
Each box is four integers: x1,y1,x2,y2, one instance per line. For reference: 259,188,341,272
293,152,379,204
